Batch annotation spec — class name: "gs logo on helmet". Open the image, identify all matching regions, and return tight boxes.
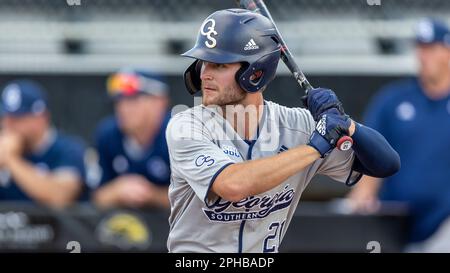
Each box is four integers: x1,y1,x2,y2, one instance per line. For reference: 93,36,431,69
182,9,282,95
200,19,218,48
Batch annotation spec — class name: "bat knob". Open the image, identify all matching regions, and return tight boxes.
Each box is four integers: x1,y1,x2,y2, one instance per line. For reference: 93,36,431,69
337,136,353,151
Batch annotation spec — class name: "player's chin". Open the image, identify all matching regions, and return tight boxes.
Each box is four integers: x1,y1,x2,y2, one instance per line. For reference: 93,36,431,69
202,93,218,106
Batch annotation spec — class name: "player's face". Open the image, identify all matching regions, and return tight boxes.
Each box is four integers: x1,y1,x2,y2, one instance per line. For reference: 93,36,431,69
1,114,47,149
417,43,450,83
115,94,167,134
200,62,246,106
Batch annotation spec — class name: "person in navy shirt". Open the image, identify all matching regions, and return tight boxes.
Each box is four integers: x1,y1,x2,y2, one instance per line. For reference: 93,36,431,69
0,79,87,208
92,68,171,209
348,18,450,251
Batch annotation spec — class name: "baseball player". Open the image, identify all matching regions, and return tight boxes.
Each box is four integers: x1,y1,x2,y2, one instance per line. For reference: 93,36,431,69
93,68,171,209
166,9,400,253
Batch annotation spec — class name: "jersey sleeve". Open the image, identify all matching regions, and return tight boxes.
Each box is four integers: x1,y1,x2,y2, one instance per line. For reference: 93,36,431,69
316,149,361,184
166,111,236,206
54,138,86,177
151,115,172,186
94,122,117,186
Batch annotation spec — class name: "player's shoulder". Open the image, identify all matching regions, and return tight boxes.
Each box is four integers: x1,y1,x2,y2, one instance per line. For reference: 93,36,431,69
96,115,120,134
366,77,421,115
375,77,420,102
168,106,195,122
166,105,209,140
52,131,86,155
265,100,315,135
167,105,210,128
95,115,122,141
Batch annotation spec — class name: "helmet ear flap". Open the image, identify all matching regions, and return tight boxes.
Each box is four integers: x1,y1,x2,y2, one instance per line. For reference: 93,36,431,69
237,51,280,93
184,60,203,95
235,63,264,93
235,62,250,91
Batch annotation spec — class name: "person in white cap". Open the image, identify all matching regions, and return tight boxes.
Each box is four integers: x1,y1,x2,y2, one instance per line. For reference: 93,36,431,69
0,79,87,208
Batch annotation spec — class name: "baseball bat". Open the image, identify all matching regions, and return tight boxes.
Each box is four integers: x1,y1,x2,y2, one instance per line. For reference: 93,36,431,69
236,0,353,151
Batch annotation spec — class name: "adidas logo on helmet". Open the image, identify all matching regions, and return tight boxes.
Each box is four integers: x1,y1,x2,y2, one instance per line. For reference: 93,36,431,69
244,39,259,50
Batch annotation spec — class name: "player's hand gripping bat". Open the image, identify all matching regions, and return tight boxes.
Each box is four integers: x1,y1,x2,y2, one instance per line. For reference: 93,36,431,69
236,0,353,151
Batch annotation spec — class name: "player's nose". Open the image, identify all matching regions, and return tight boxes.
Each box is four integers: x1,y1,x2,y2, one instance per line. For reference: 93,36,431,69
200,62,214,81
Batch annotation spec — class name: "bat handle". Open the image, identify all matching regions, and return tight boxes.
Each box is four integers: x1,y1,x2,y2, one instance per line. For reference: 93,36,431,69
292,71,313,93
303,81,314,93
336,135,353,151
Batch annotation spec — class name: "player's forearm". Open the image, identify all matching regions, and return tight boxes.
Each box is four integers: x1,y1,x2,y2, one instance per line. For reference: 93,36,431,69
6,157,81,208
347,175,383,212
213,145,320,201
92,181,122,208
358,175,382,189
146,186,170,209
349,175,382,197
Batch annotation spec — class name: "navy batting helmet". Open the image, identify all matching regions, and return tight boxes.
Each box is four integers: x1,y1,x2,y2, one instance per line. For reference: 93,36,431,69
182,8,282,94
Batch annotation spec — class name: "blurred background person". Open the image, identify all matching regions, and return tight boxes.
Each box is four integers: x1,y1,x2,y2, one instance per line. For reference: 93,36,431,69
347,18,450,252
92,68,171,209
0,79,87,208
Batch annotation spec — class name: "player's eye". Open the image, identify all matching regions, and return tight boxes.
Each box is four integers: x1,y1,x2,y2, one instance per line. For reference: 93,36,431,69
215,63,226,69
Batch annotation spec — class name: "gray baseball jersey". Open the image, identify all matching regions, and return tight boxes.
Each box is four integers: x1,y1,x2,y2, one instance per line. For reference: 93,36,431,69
166,100,360,253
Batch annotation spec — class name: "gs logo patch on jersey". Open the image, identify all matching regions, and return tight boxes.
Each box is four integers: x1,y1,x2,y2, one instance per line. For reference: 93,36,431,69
222,145,241,158
195,155,215,167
